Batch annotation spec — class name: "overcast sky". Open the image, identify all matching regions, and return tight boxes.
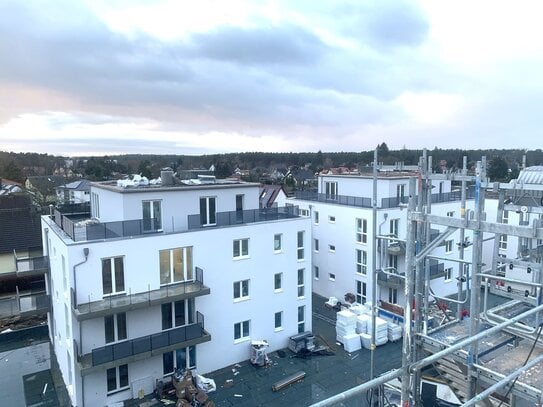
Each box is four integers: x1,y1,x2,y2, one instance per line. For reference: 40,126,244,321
1,0,542,156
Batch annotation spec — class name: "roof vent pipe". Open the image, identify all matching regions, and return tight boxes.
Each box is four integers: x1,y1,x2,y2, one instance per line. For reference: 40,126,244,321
161,168,174,186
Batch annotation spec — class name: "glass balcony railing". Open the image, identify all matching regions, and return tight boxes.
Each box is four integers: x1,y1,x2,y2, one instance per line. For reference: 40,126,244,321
0,292,50,318
187,206,300,229
14,255,49,275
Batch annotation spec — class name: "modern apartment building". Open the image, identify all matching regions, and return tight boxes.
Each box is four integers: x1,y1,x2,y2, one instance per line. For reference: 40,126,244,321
41,172,311,406
292,171,476,313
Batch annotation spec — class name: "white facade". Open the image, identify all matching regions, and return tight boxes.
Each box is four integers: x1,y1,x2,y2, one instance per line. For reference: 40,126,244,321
43,178,311,406
293,173,476,312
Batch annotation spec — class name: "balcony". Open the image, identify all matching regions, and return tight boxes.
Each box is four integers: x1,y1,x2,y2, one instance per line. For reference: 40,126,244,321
14,255,49,276
377,271,404,288
72,267,210,321
188,206,300,230
76,312,210,375
0,292,50,318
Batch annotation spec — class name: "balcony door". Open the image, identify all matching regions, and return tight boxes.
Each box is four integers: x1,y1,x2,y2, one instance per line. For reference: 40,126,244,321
199,197,216,226
142,200,162,232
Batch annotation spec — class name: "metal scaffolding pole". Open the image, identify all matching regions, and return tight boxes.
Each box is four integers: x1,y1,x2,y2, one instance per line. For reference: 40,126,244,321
457,156,468,320
370,148,378,388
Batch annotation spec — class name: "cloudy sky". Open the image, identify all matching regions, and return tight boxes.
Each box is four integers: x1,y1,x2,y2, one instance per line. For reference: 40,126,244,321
1,0,542,156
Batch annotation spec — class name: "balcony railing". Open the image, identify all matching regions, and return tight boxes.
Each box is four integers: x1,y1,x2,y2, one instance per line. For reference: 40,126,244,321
377,261,445,287
52,209,161,242
0,292,50,318
14,255,49,276
77,312,209,372
72,267,210,320
295,188,476,209
188,206,300,229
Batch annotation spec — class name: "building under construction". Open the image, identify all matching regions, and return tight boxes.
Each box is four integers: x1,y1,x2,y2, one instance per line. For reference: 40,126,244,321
311,152,543,407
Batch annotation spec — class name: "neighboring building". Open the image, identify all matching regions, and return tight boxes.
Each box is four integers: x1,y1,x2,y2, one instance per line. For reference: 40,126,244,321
177,167,214,180
292,171,476,313
259,184,288,208
25,176,71,205
55,180,91,205
0,178,23,196
42,171,311,406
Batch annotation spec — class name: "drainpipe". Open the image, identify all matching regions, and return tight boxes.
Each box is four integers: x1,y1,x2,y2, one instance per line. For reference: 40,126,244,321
73,247,89,381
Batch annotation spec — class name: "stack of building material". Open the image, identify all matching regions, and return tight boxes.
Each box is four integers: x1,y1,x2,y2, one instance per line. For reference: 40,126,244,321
336,310,357,344
360,333,372,349
387,322,403,342
173,370,215,407
343,333,362,352
356,314,371,334
366,316,388,346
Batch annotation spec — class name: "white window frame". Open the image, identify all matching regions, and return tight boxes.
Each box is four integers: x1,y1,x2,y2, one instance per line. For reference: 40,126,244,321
325,181,338,200
104,312,127,344
297,269,305,298
234,320,250,343
107,364,129,394
314,265,319,280
329,273,336,281
160,246,193,285
233,279,250,301
314,211,319,225
389,254,398,271
356,218,368,244
388,287,398,304
274,311,283,331
233,238,249,259
328,215,336,223
297,305,305,333
390,219,399,237
446,211,454,217
314,238,319,252
356,249,367,275
444,267,453,282
274,234,282,253
91,192,100,219
329,244,335,253
163,346,196,376
356,280,367,304
200,196,217,226
445,239,454,254
297,231,305,260
300,208,310,217
502,210,509,224
274,272,283,292
142,199,162,232
102,256,125,296
499,235,508,250
162,299,195,330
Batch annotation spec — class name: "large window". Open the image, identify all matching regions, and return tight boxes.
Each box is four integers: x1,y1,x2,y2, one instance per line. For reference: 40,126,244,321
396,184,405,201
499,235,508,250
297,269,305,298
390,219,399,237
297,231,305,260
388,288,398,304
199,197,216,226
356,218,367,243
233,279,250,301
142,200,162,232
444,267,453,282
389,255,398,271
445,239,454,254
297,305,305,333
274,273,282,291
105,313,127,344
356,249,367,275
102,257,125,296
233,239,249,258
107,364,128,393
234,320,250,342
325,181,338,200
502,210,509,224
356,280,366,304
160,247,193,285
274,234,282,252
91,192,100,219
163,346,196,375
274,311,283,331
161,299,195,330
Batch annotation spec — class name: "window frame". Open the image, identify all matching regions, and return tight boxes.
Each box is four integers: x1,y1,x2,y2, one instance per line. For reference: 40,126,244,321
233,238,249,259
329,272,336,281
297,231,305,260
325,181,338,200
274,272,283,292
388,287,398,304
199,196,217,226
328,215,336,223
389,218,399,237
356,249,367,275
356,280,367,304
274,234,282,253
444,267,453,282
234,320,250,343
297,305,305,333
163,346,196,376
160,246,194,285
314,265,319,280
274,311,283,331
161,299,195,330
142,199,162,232
356,218,368,244
102,256,125,297
233,279,250,301
104,312,127,344
314,238,319,252
106,364,129,394
297,269,305,298
445,239,454,254
314,211,319,225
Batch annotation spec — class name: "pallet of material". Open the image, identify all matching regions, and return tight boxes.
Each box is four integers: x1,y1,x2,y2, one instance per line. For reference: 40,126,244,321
271,371,306,392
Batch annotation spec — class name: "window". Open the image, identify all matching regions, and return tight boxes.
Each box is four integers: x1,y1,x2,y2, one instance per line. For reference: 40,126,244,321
163,346,196,375
356,280,367,304
62,255,67,294
356,218,368,243
297,231,305,260
356,249,367,275
446,211,454,217
328,215,336,223
160,247,193,285
397,184,405,202
199,196,216,226
502,210,509,224
300,209,310,217
102,257,125,296
314,265,319,280
161,299,195,330
389,255,398,271
329,244,335,252
274,311,283,331
390,219,399,237
142,200,162,231
325,181,338,200
274,234,282,252
444,267,453,282
107,364,128,393
64,305,70,340
233,239,249,258
314,239,319,252
445,240,453,253
105,313,127,344
297,305,305,333
388,288,398,304
297,269,305,298
274,273,282,291
329,273,336,281
314,211,319,224
234,320,250,342
233,279,250,301
91,192,100,219
499,235,508,250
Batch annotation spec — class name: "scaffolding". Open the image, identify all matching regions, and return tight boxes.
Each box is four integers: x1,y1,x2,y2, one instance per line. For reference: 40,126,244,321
311,150,543,407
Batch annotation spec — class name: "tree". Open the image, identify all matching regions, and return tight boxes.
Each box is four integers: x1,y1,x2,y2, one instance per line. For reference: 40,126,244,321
0,160,23,182
487,156,509,182
138,160,153,179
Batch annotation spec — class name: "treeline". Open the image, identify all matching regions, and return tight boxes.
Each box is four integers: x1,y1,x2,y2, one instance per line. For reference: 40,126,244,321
1,146,543,183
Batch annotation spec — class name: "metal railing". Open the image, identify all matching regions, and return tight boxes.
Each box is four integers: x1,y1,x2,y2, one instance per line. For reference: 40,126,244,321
72,267,207,316
89,311,206,367
188,206,300,229
15,255,49,274
0,291,50,318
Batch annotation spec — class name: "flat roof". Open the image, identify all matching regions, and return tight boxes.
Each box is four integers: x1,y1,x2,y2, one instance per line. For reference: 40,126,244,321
319,171,419,180
92,178,260,194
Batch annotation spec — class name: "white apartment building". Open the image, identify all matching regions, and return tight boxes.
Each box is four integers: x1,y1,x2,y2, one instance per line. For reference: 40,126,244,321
292,171,476,313
42,172,311,406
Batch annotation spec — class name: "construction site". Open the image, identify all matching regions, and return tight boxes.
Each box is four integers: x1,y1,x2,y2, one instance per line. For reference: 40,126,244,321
310,151,543,407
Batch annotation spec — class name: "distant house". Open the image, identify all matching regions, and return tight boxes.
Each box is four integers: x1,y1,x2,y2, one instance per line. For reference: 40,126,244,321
177,167,215,180
259,184,288,208
0,178,23,196
25,176,70,205
55,179,91,205
284,168,317,189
